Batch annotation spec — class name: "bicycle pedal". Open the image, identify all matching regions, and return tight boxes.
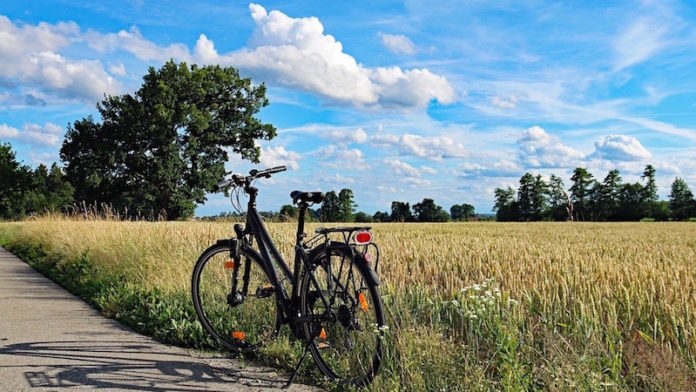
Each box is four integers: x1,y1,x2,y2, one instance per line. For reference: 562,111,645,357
255,284,275,299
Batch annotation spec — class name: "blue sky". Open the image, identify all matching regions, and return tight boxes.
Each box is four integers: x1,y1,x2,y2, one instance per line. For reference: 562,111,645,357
2,1,696,215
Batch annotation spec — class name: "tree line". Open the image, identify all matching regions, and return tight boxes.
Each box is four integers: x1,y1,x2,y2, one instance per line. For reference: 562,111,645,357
494,165,696,222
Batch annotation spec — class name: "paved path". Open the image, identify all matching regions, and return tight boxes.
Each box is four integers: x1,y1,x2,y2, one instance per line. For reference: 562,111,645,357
0,247,318,392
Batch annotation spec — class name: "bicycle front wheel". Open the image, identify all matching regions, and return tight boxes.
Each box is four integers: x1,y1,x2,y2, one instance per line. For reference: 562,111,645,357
192,241,279,352
300,242,385,386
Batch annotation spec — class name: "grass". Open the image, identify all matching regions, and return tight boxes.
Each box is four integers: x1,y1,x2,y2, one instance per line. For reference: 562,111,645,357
0,218,695,390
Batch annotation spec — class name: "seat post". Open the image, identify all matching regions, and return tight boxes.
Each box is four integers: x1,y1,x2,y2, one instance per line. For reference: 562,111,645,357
295,203,308,244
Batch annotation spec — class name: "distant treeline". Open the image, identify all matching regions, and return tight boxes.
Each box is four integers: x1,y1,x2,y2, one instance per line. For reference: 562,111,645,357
494,165,696,222
203,188,480,223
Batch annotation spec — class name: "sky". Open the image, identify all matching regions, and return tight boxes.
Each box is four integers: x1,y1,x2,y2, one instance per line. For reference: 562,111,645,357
1,0,696,216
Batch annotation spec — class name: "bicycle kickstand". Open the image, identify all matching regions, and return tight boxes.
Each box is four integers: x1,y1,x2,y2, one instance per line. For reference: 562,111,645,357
283,340,313,389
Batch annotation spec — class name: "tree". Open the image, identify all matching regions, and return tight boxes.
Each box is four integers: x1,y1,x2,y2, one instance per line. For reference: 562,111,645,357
641,164,658,218
450,203,475,221
669,178,696,220
60,61,276,220
0,143,32,219
598,169,622,221
338,188,356,222
279,204,298,219
372,211,391,222
570,167,594,221
531,174,549,220
493,187,519,221
413,198,449,222
390,201,412,222
517,173,535,221
616,182,643,221
547,174,567,221
26,163,74,214
354,211,373,222
319,191,341,221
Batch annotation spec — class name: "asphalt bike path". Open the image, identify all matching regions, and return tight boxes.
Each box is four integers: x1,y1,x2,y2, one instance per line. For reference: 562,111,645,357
0,247,319,392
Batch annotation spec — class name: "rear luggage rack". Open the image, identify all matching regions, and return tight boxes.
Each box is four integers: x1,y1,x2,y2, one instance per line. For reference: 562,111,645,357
307,226,380,273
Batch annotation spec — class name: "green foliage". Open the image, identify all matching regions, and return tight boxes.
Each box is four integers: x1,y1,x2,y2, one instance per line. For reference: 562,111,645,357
669,177,696,220
0,143,33,219
570,167,594,221
493,187,519,222
354,211,373,222
372,211,391,222
390,201,412,222
337,188,356,222
413,198,449,222
318,191,341,221
26,163,74,214
450,203,475,221
60,60,276,220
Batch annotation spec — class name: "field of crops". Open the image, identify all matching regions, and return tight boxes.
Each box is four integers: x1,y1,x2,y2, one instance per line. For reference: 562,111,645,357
1,219,695,390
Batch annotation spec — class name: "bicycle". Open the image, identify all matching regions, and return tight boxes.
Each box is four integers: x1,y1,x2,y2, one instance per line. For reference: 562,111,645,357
191,166,386,388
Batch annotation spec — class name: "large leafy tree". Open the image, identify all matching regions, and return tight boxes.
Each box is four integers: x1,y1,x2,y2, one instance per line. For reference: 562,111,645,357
0,142,33,219
547,174,567,221
598,169,622,221
390,201,412,222
319,191,341,222
450,203,475,221
669,177,696,220
413,198,449,222
60,61,276,220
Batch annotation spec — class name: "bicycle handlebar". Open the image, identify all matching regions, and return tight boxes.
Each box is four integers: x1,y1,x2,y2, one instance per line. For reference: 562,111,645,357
214,166,287,190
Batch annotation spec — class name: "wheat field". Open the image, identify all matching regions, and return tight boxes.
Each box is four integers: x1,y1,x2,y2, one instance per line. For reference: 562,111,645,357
1,219,695,390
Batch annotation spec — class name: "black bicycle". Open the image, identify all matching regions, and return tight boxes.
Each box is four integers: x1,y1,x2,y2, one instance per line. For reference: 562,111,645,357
191,166,386,387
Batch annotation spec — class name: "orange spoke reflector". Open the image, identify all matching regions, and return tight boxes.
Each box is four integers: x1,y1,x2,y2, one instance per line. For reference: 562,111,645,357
359,292,369,313
319,327,327,341
232,331,245,340
224,260,235,269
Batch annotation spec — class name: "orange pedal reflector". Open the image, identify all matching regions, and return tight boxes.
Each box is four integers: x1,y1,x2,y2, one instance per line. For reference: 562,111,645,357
317,342,329,350
232,331,245,340
224,260,235,269
319,327,327,341
359,292,369,313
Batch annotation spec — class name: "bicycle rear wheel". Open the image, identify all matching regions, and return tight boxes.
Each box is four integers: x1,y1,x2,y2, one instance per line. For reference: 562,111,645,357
300,242,385,386
192,242,279,352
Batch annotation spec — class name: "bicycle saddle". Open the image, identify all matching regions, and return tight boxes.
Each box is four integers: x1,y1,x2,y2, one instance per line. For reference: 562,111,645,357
290,190,325,205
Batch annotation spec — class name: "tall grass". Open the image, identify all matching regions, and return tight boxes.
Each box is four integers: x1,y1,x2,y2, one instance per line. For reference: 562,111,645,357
1,218,695,390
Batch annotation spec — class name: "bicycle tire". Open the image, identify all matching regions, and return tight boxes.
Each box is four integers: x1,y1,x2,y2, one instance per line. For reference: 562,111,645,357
300,242,385,386
192,241,280,353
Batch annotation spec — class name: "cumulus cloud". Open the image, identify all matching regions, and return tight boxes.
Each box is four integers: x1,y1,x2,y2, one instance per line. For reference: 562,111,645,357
259,145,301,170
371,133,466,160
517,126,583,168
316,145,369,169
196,4,455,109
0,122,63,146
383,158,420,177
86,26,192,62
378,33,416,55
0,16,119,101
458,160,522,177
589,134,652,161
321,127,368,144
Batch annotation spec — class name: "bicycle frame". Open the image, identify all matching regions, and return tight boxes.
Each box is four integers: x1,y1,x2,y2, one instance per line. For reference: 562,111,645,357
238,185,314,323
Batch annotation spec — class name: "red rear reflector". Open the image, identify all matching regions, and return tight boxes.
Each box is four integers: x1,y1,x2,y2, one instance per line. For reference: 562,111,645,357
355,231,371,245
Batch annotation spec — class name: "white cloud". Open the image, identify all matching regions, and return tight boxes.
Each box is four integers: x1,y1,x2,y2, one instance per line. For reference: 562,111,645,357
420,165,437,175
108,63,127,76
589,134,651,161
316,145,369,169
0,122,63,146
259,145,301,170
490,95,517,109
371,133,466,160
378,33,416,55
0,16,119,101
516,125,584,168
85,26,192,62
612,18,668,71
458,160,522,178
195,4,455,109
383,158,420,177
322,127,368,144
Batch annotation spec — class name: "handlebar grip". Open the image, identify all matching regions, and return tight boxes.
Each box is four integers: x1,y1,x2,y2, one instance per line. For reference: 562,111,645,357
267,166,286,174
214,179,232,191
